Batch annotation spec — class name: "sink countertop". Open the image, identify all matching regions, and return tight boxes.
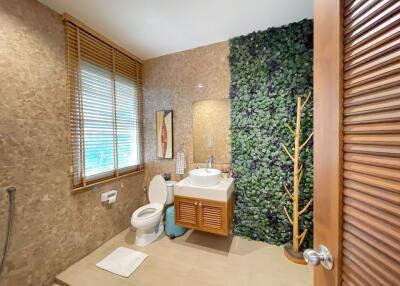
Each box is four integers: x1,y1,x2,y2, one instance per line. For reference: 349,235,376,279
174,177,234,202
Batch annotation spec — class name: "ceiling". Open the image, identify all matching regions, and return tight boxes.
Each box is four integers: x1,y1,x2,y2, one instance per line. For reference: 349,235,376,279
39,0,313,60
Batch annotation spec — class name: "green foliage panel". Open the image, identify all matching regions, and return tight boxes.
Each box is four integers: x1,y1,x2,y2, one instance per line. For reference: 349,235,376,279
229,19,313,248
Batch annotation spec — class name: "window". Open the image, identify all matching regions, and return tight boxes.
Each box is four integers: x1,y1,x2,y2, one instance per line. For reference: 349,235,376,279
65,17,143,190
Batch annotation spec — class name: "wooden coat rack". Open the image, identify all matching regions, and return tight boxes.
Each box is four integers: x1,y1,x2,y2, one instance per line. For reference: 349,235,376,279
281,92,313,264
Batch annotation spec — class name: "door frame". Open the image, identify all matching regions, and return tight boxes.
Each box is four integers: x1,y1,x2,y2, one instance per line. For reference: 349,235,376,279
314,0,343,285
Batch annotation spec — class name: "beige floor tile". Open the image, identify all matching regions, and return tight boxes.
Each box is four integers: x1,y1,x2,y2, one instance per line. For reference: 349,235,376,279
56,228,312,286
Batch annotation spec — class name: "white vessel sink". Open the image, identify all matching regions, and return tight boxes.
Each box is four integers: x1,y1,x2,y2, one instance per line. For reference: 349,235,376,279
189,168,221,187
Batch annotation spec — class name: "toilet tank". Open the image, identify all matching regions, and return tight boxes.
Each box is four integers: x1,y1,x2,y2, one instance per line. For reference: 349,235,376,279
165,181,176,204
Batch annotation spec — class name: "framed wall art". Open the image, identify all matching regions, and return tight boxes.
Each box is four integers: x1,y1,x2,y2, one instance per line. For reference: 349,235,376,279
156,110,173,159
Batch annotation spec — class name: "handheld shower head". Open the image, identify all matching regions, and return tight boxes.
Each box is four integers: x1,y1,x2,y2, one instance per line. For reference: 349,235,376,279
1,186,16,275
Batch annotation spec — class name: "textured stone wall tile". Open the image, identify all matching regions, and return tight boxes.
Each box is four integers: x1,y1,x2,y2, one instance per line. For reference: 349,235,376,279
143,42,231,186
0,1,145,285
0,0,68,123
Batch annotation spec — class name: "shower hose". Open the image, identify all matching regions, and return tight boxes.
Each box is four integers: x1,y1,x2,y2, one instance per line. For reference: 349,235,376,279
0,186,16,275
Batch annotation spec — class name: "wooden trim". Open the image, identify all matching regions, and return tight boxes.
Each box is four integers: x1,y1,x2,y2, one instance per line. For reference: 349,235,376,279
77,26,87,186
137,63,144,166
314,0,343,285
62,13,143,64
111,48,119,176
65,23,76,188
71,169,144,193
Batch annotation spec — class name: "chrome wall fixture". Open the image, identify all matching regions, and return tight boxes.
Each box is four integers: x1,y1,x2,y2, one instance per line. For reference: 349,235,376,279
0,186,16,275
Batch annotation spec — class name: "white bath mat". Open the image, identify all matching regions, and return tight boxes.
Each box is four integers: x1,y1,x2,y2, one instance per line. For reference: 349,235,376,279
96,247,148,277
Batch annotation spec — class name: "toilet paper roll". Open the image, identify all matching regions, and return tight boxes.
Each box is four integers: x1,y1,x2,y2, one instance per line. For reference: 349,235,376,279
107,196,117,204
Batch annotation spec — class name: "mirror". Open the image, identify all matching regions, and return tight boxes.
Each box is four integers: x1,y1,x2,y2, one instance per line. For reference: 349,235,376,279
192,99,231,163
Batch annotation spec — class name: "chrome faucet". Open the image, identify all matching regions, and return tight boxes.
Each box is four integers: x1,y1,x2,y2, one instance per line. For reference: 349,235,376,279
207,155,214,170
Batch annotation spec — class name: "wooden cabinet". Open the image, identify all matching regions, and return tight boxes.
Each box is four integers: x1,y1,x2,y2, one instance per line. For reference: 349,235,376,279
174,195,234,236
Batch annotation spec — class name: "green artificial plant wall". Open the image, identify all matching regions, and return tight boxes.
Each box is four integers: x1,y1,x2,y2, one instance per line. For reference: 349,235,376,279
229,19,313,248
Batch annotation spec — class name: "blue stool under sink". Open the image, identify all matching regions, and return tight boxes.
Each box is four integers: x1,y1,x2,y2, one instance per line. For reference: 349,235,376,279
165,206,187,238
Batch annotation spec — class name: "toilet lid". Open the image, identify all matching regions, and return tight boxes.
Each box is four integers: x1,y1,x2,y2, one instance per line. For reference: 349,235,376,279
148,175,167,204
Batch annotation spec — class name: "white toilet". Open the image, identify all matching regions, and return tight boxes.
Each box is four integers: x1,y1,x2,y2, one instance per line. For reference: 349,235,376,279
131,175,175,246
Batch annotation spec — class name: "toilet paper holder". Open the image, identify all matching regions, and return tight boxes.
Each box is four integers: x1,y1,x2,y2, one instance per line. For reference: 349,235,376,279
101,190,118,204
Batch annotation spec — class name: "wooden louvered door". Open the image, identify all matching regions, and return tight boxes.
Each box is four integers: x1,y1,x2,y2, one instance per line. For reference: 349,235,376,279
198,199,227,235
314,0,400,285
342,0,400,285
175,196,199,227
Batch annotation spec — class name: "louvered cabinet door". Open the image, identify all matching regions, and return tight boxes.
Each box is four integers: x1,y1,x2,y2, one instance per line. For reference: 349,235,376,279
342,1,400,285
174,196,199,227
174,195,233,236
198,200,228,236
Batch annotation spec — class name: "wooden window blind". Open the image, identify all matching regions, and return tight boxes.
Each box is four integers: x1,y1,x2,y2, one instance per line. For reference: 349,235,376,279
64,16,144,190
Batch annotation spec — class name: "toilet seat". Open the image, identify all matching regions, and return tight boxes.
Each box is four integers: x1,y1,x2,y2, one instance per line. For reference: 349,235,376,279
132,203,163,220
148,175,167,204
130,175,169,246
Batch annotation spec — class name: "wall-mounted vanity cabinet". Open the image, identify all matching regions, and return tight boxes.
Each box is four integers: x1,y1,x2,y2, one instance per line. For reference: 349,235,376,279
174,177,234,236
